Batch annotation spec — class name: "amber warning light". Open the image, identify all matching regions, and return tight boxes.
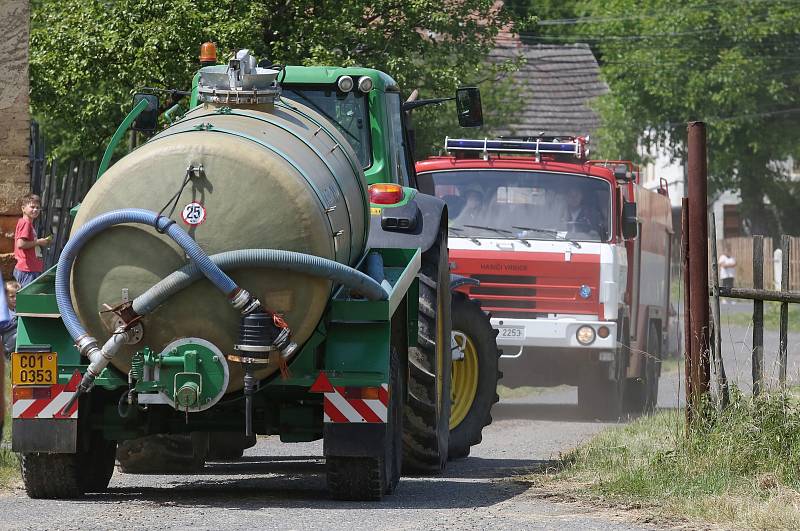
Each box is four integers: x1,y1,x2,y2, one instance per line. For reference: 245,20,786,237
199,42,217,64
369,183,404,205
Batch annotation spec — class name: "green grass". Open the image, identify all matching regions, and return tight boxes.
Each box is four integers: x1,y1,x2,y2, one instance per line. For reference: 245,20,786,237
1,365,19,489
724,301,800,331
535,390,800,529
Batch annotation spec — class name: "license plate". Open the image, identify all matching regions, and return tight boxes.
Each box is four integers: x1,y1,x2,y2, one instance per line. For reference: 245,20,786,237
497,326,524,338
12,352,57,385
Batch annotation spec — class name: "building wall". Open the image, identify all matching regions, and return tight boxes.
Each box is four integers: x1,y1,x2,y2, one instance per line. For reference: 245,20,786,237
0,0,30,277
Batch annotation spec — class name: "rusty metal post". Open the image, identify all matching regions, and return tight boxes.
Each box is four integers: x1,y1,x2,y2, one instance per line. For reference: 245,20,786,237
682,197,692,426
687,122,710,417
779,235,789,386
753,235,764,395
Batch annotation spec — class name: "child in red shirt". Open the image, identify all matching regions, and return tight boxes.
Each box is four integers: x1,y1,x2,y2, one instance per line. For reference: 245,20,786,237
13,193,51,287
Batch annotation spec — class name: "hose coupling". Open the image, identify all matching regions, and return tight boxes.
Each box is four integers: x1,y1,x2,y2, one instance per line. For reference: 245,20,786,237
75,335,100,358
229,288,252,311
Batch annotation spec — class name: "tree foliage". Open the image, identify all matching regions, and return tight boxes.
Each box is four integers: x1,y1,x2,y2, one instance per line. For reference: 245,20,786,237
524,0,800,236
31,0,521,161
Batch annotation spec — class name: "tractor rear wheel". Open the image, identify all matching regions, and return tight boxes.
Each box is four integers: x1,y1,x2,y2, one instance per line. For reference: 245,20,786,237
403,224,452,473
449,294,500,459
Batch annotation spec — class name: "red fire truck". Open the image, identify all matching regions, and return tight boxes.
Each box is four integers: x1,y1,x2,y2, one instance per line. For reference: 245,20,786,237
417,137,673,419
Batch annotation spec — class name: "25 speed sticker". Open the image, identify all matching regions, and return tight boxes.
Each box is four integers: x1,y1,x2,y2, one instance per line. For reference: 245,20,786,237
181,202,206,226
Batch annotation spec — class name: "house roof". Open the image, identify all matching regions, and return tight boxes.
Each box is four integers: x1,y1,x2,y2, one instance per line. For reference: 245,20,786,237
489,43,609,138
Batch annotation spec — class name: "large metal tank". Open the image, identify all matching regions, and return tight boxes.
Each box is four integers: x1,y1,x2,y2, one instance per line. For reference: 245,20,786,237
70,57,368,390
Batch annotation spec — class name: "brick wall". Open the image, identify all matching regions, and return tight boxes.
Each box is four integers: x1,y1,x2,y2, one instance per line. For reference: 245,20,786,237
0,0,31,277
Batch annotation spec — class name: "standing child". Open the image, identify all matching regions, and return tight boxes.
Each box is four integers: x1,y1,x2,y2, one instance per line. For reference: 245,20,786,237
13,193,51,287
1,279,19,357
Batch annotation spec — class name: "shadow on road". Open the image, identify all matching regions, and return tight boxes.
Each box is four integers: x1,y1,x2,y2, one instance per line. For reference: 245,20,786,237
73,454,547,509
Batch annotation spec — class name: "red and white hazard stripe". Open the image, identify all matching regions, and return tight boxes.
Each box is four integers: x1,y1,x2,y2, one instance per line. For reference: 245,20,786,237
12,370,81,420
323,384,389,424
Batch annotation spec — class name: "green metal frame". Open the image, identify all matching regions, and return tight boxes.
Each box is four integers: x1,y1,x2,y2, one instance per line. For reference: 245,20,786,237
96,97,149,181
14,246,419,440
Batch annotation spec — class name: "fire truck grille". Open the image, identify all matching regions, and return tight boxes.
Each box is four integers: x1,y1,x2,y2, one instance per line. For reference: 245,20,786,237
471,274,539,318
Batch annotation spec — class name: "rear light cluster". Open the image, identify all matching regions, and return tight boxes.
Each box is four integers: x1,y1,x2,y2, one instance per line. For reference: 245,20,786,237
13,386,52,400
368,183,404,205
342,386,382,400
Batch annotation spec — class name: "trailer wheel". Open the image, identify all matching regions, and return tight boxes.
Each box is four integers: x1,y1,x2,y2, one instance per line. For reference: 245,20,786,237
624,322,661,415
449,293,500,459
20,431,116,498
328,347,404,500
403,223,452,472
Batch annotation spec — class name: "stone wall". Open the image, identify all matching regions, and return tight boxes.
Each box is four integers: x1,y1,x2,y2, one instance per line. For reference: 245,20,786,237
0,0,30,277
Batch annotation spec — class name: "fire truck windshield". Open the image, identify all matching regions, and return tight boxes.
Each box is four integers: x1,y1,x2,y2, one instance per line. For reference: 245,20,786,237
283,87,371,168
418,169,612,242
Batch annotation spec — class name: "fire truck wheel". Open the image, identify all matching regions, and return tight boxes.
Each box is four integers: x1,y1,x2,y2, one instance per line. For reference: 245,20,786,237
403,224,452,473
20,430,116,498
449,293,500,459
327,347,403,500
624,322,661,415
116,432,208,473
578,318,627,420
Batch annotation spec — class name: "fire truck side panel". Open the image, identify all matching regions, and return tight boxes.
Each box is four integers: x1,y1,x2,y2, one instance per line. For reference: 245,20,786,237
625,183,673,378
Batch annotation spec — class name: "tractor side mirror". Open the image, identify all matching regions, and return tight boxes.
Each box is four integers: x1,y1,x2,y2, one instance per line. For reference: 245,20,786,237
456,87,483,128
622,200,638,239
132,93,160,133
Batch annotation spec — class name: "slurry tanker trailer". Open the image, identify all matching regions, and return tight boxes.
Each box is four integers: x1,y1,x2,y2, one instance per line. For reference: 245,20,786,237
11,49,481,500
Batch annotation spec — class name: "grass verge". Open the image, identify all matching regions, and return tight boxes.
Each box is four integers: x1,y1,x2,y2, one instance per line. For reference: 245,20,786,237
724,301,800,331
1,366,19,489
530,389,800,529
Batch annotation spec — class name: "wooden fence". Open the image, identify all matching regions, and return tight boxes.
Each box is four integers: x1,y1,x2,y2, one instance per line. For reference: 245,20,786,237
717,236,800,291
32,160,98,269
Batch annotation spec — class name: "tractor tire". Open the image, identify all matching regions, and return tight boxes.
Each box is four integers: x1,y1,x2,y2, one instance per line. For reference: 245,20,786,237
116,432,208,474
624,322,661,415
207,432,256,461
327,347,404,500
20,431,116,498
403,224,452,473
449,293,500,459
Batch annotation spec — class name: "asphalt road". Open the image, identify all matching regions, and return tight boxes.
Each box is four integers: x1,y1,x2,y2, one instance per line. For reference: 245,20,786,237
0,383,675,530
1,302,787,530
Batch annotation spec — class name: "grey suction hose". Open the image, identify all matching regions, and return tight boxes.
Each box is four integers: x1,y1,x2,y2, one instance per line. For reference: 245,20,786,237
132,249,389,315
55,208,249,404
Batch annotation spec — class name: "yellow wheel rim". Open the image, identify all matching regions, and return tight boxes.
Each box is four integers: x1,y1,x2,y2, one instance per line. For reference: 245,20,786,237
450,331,478,429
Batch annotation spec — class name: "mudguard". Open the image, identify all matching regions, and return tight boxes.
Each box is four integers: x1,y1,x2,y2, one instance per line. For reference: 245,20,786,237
367,194,446,254
450,274,479,291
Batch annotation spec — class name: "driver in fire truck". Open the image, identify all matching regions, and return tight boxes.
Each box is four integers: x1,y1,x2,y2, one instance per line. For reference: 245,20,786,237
561,182,607,239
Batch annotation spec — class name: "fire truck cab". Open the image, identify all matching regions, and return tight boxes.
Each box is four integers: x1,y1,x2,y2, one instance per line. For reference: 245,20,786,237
417,137,673,419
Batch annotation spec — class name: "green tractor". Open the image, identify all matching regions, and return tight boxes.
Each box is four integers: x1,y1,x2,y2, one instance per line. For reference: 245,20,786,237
10,47,488,501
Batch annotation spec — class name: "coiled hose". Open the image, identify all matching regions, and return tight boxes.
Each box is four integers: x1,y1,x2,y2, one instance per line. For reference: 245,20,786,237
132,249,388,315
56,208,241,345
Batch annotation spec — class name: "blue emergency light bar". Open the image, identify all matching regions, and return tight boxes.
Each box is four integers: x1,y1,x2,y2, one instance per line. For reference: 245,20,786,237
444,136,587,159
